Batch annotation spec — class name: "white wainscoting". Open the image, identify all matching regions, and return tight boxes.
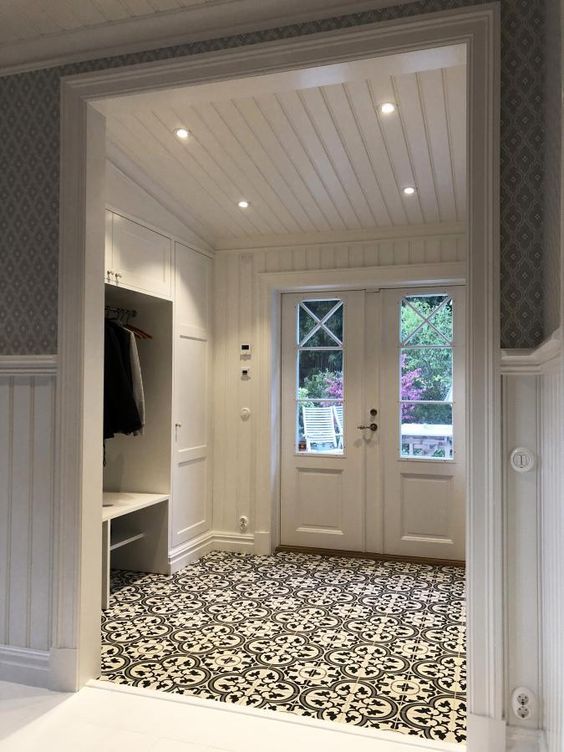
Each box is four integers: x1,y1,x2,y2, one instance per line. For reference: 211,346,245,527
0,356,57,687
538,341,563,752
502,329,563,752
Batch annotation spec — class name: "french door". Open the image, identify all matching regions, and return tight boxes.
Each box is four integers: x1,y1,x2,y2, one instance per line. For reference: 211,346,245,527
280,286,465,561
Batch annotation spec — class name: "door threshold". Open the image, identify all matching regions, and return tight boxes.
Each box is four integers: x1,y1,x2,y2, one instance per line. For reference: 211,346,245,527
88,679,463,751
276,544,465,568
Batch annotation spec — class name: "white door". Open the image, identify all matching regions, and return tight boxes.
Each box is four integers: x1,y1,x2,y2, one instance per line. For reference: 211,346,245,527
280,292,366,550
380,287,465,560
171,242,212,550
280,286,465,561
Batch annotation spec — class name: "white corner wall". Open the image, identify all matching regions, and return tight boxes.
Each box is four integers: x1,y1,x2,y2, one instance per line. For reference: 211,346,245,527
539,348,563,752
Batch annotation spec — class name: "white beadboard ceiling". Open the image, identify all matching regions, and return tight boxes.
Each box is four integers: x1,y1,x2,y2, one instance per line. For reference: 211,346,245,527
0,0,415,73
102,46,467,248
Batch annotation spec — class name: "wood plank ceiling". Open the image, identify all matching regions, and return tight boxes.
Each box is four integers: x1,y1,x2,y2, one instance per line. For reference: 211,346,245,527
0,0,232,43
104,49,467,246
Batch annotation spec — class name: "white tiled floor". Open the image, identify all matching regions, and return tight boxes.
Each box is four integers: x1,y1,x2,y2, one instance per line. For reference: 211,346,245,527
0,680,461,752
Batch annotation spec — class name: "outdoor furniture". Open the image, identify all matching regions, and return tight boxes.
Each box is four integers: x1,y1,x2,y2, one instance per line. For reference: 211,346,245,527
401,423,453,458
302,405,338,451
332,405,344,448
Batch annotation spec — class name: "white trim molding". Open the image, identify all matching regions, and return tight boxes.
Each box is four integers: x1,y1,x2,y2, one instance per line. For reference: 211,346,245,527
501,329,561,375
56,8,502,752
0,355,58,375
169,532,256,572
506,727,545,752
0,645,50,688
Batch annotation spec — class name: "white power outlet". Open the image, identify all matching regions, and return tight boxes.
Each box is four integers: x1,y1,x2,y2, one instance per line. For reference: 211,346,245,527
239,515,249,532
511,686,536,721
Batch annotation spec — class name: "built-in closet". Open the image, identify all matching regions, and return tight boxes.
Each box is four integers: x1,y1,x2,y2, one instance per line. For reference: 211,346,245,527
101,203,213,607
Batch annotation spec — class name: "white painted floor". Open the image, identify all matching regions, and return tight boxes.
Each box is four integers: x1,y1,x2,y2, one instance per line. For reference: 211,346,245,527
0,680,461,752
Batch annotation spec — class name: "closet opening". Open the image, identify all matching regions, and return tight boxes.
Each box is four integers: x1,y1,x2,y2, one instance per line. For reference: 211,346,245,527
56,8,501,751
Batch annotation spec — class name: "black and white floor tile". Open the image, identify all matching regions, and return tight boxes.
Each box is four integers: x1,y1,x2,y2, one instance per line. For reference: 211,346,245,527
100,551,466,743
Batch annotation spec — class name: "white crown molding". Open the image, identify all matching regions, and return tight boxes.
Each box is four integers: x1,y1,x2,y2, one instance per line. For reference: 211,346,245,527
0,355,58,375
0,0,414,76
214,223,466,252
500,329,561,375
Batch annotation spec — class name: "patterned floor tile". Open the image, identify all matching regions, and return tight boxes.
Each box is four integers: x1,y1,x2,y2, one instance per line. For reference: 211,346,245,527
101,551,466,743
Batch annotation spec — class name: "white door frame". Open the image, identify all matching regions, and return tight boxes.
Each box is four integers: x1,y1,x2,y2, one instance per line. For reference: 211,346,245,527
55,5,502,749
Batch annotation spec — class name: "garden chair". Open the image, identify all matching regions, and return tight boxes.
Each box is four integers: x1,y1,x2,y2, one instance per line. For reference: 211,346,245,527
302,405,338,451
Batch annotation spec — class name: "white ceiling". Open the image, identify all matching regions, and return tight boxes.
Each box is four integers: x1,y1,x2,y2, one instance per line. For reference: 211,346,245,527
103,46,467,248
0,0,414,73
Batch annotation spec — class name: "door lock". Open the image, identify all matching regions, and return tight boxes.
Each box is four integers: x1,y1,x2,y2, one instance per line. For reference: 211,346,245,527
357,423,378,432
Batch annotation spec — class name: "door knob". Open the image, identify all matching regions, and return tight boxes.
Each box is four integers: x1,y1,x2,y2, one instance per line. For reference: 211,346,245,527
357,423,378,432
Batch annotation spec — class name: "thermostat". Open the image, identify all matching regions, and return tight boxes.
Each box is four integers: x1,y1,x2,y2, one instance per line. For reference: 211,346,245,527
510,447,536,473
240,343,252,357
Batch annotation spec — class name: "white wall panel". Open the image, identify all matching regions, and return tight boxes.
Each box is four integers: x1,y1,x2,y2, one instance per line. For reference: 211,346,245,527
0,370,56,653
539,360,564,752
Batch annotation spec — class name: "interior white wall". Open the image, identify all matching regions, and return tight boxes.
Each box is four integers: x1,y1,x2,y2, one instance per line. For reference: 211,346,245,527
212,228,466,537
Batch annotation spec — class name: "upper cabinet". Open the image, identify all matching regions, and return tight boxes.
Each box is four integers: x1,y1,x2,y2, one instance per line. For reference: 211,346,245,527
105,210,172,299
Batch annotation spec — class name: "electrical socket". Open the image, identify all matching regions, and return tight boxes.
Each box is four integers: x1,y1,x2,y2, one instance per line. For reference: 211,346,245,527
239,515,249,532
511,686,536,721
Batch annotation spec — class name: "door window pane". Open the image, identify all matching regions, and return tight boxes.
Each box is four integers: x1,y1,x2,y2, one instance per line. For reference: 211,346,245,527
399,294,454,460
296,299,344,454
297,400,344,453
401,295,452,344
299,351,343,398
400,348,453,401
401,404,453,458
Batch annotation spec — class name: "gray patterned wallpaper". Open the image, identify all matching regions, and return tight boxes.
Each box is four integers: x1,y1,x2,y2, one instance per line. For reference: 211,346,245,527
543,0,562,337
0,0,545,353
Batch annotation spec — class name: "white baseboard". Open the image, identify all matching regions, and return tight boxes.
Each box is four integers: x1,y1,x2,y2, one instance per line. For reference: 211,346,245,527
168,530,256,572
212,531,256,552
169,531,216,572
506,726,544,751
0,645,50,687
467,714,506,751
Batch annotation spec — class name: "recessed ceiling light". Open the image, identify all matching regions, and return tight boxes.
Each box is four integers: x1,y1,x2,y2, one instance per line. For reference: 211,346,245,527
403,186,416,196
174,127,190,140
380,102,396,114
238,200,250,209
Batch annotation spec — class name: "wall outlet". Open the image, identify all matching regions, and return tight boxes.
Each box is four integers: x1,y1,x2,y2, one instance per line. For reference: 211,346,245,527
511,686,536,721
239,515,249,532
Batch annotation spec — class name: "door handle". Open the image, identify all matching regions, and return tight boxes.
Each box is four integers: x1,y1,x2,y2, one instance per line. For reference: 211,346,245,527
357,423,378,432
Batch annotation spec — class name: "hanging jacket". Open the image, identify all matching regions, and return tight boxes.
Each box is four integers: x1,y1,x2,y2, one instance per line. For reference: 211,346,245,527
104,320,143,439
127,328,145,434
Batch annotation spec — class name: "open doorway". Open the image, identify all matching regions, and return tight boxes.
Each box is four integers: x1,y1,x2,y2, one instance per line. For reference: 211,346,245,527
56,7,502,751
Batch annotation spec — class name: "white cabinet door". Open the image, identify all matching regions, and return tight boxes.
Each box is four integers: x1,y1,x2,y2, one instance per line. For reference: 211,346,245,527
171,242,213,549
104,210,115,284
110,212,172,299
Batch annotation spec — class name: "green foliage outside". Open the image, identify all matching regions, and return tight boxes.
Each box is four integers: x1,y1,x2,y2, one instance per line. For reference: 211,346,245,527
400,296,453,424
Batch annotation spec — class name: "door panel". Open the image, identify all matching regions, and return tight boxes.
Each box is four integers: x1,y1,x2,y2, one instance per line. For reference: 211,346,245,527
380,287,465,560
280,291,365,550
172,244,212,548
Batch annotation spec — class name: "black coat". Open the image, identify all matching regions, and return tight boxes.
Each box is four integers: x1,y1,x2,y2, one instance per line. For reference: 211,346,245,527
104,320,142,439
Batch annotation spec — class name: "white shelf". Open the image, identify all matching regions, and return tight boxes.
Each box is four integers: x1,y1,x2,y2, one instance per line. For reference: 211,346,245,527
102,491,169,522
110,531,145,551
